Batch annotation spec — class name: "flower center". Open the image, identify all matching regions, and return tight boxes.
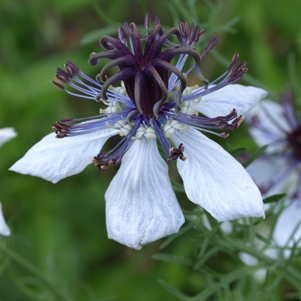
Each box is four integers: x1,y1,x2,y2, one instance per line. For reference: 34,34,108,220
287,127,301,159
88,16,209,120
51,14,247,172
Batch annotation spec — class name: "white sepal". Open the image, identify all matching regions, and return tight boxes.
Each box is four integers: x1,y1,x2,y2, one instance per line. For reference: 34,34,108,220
195,84,268,117
0,128,17,147
0,202,10,236
105,138,185,249
172,127,265,222
9,128,117,183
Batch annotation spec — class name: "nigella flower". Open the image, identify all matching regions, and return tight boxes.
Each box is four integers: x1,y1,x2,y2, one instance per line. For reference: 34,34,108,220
246,90,301,251
0,127,16,236
10,14,266,249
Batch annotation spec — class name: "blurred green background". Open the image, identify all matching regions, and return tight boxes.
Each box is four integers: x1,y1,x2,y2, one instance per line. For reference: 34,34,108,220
1,0,301,300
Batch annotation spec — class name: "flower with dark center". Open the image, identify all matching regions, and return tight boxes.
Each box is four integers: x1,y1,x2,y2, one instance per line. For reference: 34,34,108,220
10,14,266,249
246,90,301,252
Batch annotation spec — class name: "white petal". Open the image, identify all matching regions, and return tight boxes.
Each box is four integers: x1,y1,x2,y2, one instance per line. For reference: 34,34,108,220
0,203,10,236
246,100,291,152
172,127,264,221
273,201,301,248
105,138,185,250
0,128,17,147
195,84,268,117
9,128,117,183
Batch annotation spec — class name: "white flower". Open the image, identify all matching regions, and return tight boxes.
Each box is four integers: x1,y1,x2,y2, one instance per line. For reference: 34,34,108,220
10,16,266,249
246,92,301,254
10,85,266,249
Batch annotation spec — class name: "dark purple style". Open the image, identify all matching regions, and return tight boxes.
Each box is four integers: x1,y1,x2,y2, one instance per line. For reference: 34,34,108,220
52,13,246,171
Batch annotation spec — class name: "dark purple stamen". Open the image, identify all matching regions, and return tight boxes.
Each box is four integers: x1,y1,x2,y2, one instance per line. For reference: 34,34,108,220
51,13,248,172
88,13,208,120
287,127,301,159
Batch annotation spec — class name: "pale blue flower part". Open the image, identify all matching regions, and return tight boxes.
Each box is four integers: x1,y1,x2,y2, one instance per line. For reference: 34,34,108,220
0,127,16,236
0,202,10,236
0,127,17,147
246,91,301,251
10,16,267,249
239,252,267,283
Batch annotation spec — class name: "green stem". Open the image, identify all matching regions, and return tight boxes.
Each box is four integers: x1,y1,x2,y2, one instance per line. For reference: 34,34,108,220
224,236,301,293
1,245,67,301
191,268,249,301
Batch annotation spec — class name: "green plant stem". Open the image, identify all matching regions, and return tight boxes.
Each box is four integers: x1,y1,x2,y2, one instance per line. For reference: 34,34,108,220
224,236,301,295
0,245,67,301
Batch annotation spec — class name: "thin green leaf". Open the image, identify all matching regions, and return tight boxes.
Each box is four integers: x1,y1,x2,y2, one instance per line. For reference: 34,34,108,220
191,268,248,301
171,178,185,193
288,53,301,101
196,235,211,260
242,145,268,167
92,1,119,25
194,247,219,271
158,279,189,301
255,233,272,245
229,147,248,157
80,27,118,45
152,254,193,268
225,142,233,152
263,193,286,204
159,224,193,250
